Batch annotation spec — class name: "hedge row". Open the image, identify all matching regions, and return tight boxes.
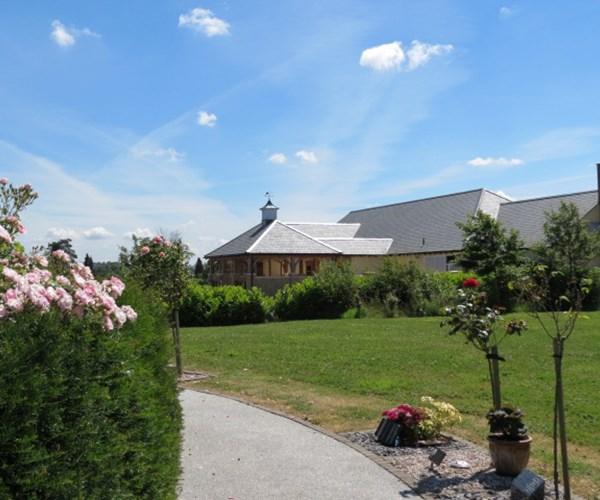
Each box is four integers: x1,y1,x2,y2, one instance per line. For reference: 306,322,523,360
0,283,181,499
180,282,269,327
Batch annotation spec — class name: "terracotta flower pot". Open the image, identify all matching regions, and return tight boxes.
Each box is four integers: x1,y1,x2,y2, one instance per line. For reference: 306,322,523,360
488,435,532,476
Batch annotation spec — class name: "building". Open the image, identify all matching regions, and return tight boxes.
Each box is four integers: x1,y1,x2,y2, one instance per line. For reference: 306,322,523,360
206,166,600,294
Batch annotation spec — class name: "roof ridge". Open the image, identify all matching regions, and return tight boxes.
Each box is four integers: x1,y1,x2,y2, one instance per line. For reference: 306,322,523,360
342,188,485,215
502,189,596,206
285,222,360,226
279,222,342,253
319,237,394,241
480,188,513,202
247,220,278,253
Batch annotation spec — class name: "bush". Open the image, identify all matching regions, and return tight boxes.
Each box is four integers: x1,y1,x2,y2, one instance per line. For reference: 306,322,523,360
358,260,475,317
0,283,181,499
180,282,269,327
273,263,355,320
583,267,600,311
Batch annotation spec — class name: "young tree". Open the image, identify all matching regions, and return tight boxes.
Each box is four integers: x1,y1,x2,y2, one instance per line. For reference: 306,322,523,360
517,202,599,499
193,257,204,279
47,239,78,262
457,211,524,308
84,253,95,272
121,234,192,376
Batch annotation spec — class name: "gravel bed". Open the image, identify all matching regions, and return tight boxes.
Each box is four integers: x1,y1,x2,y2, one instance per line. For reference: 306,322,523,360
342,431,562,499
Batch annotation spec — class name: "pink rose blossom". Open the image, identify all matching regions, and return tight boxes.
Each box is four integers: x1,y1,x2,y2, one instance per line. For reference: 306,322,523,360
121,305,138,321
159,251,166,258
2,267,21,283
55,288,73,311
34,255,48,267
0,178,7,185
52,249,71,262
103,316,114,331
140,246,151,255
0,225,12,244
56,275,70,287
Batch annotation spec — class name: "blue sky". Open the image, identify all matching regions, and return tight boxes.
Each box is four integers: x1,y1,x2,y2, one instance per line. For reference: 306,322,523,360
2,1,600,261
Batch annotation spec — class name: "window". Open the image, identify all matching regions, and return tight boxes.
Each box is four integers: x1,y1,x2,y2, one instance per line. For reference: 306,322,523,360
256,261,264,277
282,260,289,274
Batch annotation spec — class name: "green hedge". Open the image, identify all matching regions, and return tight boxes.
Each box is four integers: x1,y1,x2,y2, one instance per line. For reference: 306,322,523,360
0,283,181,499
180,282,269,327
273,263,355,320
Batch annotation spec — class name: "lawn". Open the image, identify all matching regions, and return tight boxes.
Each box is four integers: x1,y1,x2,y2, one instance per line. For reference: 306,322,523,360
182,313,600,497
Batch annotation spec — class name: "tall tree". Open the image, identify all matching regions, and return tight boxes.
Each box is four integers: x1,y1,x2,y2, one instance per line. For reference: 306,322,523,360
46,239,78,262
457,211,524,308
193,257,204,279
83,253,94,272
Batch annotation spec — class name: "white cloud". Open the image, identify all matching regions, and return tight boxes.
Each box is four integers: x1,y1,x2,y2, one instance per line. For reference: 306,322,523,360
406,41,454,71
131,146,184,162
295,150,318,163
360,40,453,72
268,153,287,164
50,20,100,47
197,111,217,127
124,227,154,239
499,6,515,18
178,8,230,37
359,41,406,71
468,157,524,167
83,226,114,240
46,227,79,240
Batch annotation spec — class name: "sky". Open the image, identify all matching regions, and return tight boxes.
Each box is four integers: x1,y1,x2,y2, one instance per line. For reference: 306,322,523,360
2,1,600,261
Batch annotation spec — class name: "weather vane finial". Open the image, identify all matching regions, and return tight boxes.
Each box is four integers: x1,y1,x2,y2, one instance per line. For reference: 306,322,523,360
265,191,273,200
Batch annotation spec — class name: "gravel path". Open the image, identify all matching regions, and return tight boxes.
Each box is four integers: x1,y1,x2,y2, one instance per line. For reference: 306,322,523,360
343,431,563,499
179,390,418,500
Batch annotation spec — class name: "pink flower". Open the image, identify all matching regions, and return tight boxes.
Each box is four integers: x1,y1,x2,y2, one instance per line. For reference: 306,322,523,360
0,178,7,185
4,288,24,312
159,251,166,258
56,275,70,287
102,276,125,298
0,304,7,318
103,316,114,331
152,235,164,244
2,267,21,283
140,246,151,255
33,255,48,267
55,287,73,311
75,289,94,306
0,225,12,244
121,305,137,321
52,249,71,263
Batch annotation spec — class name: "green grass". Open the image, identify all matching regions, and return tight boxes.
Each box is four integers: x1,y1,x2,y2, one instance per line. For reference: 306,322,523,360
182,313,600,497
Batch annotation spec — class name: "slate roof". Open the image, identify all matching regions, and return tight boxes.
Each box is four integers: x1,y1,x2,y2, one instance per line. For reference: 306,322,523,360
339,189,510,254
248,221,340,255
286,223,360,238
497,190,598,247
205,221,387,257
319,238,393,255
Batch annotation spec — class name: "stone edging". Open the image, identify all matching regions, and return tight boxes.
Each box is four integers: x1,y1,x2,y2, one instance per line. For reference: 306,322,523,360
184,386,423,498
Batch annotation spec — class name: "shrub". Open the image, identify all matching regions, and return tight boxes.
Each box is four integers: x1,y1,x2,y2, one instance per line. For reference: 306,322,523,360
358,261,474,317
583,267,600,311
180,282,269,326
0,282,181,499
273,263,355,320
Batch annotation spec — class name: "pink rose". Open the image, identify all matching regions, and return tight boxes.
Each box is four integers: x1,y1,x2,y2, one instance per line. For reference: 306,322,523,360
0,225,12,244
0,178,8,185
52,249,71,263
140,246,151,255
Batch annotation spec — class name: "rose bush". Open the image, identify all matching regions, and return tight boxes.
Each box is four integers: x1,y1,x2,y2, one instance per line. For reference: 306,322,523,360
0,179,181,499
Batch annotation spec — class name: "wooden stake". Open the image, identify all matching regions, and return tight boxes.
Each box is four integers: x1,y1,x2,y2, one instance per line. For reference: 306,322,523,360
554,337,571,499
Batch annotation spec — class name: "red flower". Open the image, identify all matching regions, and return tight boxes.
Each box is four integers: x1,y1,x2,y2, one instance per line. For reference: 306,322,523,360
463,278,480,288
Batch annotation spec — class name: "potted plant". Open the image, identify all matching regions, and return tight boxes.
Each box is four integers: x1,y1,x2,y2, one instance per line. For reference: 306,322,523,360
375,404,425,447
487,406,532,476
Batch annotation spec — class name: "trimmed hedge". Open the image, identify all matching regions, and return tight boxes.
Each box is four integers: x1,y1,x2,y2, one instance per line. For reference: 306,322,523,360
180,282,269,327
273,264,355,320
0,283,181,499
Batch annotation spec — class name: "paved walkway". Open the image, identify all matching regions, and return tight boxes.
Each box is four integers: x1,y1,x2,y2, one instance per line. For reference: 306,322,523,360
179,390,418,500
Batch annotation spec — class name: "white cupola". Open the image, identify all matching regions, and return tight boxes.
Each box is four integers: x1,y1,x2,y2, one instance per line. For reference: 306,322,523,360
260,194,279,225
